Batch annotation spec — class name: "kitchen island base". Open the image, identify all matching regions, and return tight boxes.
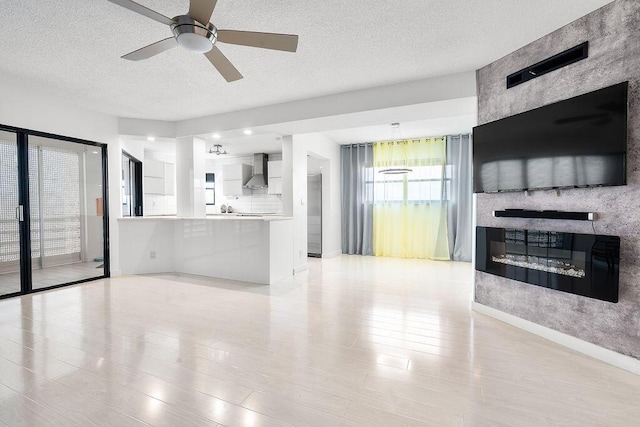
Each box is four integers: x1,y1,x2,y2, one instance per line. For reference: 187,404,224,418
118,217,293,285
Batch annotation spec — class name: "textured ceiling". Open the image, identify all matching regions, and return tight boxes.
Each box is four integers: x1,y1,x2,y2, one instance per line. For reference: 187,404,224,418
0,0,613,121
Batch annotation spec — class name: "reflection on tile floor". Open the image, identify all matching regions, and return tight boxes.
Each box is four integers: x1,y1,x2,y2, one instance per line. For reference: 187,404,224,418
0,261,103,295
0,255,639,426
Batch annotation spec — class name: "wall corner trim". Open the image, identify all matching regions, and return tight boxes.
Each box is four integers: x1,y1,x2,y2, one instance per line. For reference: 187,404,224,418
472,302,640,375
293,264,308,275
322,250,342,258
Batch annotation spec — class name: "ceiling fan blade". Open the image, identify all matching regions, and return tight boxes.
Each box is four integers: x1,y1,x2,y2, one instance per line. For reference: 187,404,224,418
108,0,174,25
217,30,299,52
204,46,243,82
189,0,218,24
122,37,178,61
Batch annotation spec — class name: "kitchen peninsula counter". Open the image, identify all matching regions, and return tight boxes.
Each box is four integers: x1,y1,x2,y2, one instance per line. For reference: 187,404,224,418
118,216,293,284
120,215,292,221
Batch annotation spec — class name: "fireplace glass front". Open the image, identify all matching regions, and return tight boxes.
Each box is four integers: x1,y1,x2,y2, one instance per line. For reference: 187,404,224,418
476,227,619,303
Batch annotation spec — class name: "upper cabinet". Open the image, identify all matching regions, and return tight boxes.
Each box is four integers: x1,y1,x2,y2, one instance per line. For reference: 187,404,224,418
163,163,175,196
144,159,175,195
223,163,252,196
144,159,164,178
267,160,283,195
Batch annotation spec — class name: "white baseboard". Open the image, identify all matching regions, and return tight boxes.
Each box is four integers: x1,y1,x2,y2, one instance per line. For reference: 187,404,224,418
109,270,121,277
472,302,640,375
322,250,342,258
293,264,308,275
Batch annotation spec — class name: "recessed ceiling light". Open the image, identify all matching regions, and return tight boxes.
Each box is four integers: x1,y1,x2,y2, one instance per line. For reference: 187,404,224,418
147,136,155,141
92,150,99,154
212,133,221,139
243,129,252,135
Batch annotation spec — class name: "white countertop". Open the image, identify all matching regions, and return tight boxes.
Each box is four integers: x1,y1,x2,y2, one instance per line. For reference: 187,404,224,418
118,215,292,222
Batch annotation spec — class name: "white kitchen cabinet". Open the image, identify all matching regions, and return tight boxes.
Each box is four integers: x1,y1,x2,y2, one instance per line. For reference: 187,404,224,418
223,163,252,196
163,163,175,195
144,160,175,195
267,160,282,178
267,160,283,194
144,176,164,195
267,178,282,195
223,180,244,196
145,159,164,179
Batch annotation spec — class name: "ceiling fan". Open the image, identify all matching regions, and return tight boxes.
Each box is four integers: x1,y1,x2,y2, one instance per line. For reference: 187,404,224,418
108,0,299,82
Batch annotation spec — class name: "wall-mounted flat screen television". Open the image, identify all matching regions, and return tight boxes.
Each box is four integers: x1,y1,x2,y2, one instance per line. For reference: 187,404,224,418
473,82,628,193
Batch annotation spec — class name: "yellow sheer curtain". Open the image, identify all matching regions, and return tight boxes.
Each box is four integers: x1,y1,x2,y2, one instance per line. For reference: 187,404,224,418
373,137,450,260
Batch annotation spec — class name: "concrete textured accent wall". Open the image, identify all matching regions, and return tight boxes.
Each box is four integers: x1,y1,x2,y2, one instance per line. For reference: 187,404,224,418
475,0,640,359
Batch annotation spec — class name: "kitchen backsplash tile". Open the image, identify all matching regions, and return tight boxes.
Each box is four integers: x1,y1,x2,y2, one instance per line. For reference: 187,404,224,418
145,193,177,216
224,191,283,214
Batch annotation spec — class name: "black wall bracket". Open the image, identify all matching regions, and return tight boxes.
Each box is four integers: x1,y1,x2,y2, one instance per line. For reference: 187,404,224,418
506,41,589,89
493,209,595,221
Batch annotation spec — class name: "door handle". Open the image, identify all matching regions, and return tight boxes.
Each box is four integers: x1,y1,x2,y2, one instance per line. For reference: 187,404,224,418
16,205,24,222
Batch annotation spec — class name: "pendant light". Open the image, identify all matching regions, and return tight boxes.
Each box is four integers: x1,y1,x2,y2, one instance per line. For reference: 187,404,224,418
379,123,412,175
208,144,227,155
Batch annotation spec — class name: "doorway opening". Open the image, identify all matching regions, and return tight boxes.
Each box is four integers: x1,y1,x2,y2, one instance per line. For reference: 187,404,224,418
122,151,143,217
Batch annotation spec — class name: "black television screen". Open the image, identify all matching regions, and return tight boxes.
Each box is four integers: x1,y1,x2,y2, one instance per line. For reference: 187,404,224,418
473,82,628,193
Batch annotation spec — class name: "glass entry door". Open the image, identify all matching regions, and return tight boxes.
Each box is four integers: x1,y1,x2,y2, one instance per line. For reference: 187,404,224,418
0,127,108,299
0,130,23,297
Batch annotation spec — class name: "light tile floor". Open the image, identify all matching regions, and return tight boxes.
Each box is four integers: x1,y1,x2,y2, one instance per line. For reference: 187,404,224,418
0,261,104,295
0,255,638,426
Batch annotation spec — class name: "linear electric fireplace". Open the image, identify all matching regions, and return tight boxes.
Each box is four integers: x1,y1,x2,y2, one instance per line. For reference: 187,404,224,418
476,227,620,303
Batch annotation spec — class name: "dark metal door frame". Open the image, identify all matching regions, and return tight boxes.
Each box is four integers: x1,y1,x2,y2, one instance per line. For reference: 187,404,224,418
0,123,110,300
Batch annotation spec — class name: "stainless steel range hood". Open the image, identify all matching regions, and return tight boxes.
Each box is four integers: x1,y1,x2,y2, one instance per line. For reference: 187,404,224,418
244,153,269,189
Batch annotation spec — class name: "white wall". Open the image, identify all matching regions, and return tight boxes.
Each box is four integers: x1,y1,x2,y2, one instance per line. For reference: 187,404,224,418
0,74,122,275
120,139,144,163
176,136,206,217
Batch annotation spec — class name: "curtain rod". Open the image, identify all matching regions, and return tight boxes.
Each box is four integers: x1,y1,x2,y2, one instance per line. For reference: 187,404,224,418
341,133,470,146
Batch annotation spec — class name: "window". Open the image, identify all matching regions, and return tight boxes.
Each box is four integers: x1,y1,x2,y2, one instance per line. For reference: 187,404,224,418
365,165,450,203
205,173,215,205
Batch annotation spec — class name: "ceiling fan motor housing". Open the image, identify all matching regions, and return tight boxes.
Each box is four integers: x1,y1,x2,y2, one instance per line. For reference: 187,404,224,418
171,15,217,53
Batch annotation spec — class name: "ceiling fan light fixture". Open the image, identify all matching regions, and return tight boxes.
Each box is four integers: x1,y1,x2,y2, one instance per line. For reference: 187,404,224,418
176,33,213,53
171,16,217,54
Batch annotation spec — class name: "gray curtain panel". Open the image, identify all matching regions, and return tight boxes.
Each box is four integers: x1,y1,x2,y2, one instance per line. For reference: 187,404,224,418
446,134,473,262
341,143,374,255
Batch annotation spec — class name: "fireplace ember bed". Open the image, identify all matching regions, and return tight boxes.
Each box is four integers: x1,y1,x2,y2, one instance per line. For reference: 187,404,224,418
476,227,620,303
